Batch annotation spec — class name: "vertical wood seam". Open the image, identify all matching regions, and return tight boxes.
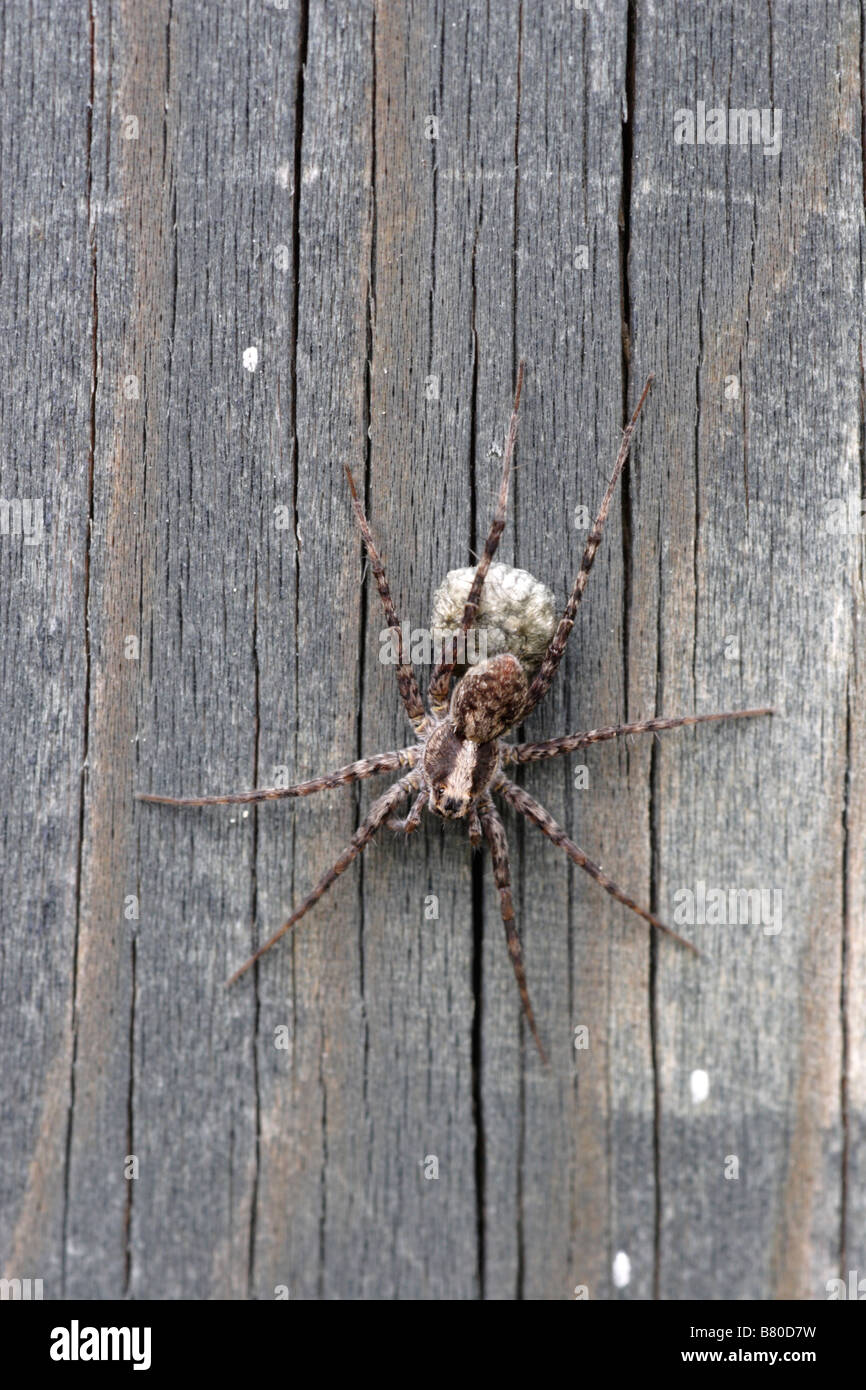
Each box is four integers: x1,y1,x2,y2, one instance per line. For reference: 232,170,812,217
62,0,99,1298
512,0,526,1305
840,672,851,1274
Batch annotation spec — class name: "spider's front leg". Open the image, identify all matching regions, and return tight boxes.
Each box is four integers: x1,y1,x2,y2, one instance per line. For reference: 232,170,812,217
387,790,427,833
478,796,548,1063
136,747,418,806
225,771,421,985
503,707,774,766
496,775,698,955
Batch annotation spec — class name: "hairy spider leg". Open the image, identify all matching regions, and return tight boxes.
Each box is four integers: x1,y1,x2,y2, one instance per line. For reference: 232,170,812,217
495,776,699,956
136,747,418,805
504,707,774,765
344,466,427,731
479,796,548,1063
521,375,654,722
387,790,427,833
428,361,525,716
225,772,420,986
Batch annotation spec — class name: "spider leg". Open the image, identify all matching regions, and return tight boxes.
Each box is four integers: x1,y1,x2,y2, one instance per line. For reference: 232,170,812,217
344,467,427,731
478,796,547,1062
136,747,418,806
387,790,427,833
503,707,774,765
428,362,525,716
468,805,483,848
521,375,653,722
495,775,698,956
226,772,419,985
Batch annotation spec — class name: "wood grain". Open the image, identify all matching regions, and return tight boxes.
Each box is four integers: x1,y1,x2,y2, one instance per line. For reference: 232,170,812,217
1,0,863,1300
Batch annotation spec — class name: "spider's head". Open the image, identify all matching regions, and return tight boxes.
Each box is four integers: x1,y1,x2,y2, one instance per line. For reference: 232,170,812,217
423,723,499,818
423,655,527,818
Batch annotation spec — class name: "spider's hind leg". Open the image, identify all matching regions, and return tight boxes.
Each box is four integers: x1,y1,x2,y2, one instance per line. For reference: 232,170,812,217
521,374,654,722
428,362,525,715
344,467,427,732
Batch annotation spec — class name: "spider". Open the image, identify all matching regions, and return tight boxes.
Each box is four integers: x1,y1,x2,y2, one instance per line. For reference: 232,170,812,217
139,366,772,1061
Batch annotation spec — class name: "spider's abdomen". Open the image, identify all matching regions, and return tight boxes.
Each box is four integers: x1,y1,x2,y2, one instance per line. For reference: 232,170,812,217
450,653,527,742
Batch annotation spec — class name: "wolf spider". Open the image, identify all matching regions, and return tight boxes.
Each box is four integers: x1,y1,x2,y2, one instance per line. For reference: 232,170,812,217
139,366,772,1061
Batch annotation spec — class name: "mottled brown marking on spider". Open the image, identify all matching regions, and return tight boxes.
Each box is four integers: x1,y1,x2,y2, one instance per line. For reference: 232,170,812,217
423,721,500,819
138,365,774,1063
451,653,527,742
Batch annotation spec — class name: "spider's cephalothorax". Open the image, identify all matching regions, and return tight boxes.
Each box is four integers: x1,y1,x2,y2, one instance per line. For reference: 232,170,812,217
423,720,499,820
139,365,773,1062
423,653,525,817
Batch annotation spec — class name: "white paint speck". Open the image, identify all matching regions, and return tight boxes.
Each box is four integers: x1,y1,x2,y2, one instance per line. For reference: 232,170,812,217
690,1069,710,1103
612,1251,631,1288
243,346,258,373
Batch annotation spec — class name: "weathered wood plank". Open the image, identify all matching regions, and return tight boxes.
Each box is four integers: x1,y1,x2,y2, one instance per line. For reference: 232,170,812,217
78,0,271,1298
628,0,862,1300
357,0,483,1299
0,0,92,1300
502,0,656,1303
1,0,864,1302
250,0,387,1302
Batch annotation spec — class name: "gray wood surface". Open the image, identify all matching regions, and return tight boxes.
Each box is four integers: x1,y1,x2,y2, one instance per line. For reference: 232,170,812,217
1,0,863,1300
